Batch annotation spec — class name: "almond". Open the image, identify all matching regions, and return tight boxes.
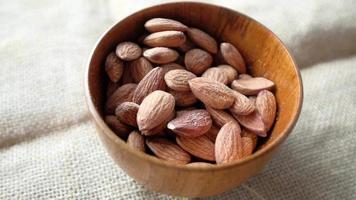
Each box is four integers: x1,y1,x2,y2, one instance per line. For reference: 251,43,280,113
127,130,145,152
256,90,277,131
146,138,191,164
129,57,153,83
115,102,139,127
144,18,188,32
105,52,124,82
217,65,238,84
105,115,131,139
206,106,237,127
220,42,246,73
178,38,196,52
160,63,185,74
169,90,198,107
105,83,137,114
231,77,275,95
106,81,120,98
167,109,212,138
144,31,186,47
215,121,243,164
239,74,252,79
176,135,215,161
132,67,166,104
241,129,258,157
229,90,255,116
164,69,196,91
204,125,220,142
233,111,266,137
187,28,217,54
116,42,142,61
141,111,175,136
184,49,213,75
202,67,229,85
137,90,175,132
121,66,134,84
143,47,179,64
189,77,234,109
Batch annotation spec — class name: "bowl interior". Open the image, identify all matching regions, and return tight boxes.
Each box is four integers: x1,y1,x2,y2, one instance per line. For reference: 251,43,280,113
86,2,302,164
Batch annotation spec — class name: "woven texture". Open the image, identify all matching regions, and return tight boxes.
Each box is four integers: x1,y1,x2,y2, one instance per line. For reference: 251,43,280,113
1,0,356,199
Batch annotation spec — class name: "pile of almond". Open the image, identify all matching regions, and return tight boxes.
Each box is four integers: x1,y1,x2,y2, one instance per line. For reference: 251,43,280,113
104,18,276,165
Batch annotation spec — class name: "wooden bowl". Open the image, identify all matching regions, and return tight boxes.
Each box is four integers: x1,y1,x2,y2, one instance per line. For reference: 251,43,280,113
84,2,303,197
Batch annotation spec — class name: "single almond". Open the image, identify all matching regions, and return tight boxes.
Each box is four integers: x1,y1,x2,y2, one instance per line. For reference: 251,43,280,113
202,67,229,85
186,162,214,167
137,90,175,132
229,90,255,116
169,90,198,107
160,63,185,74
121,66,135,84
106,81,120,98
143,47,179,64
233,111,266,137
189,77,234,109
105,83,137,114
129,57,153,83
206,106,237,127
241,129,258,158
115,102,139,127
256,90,277,131
127,130,145,152
231,77,275,95
167,109,212,138
132,67,166,104
144,31,186,47
217,65,238,84
178,38,196,52
187,28,218,54
105,115,131,139
115,42,142,61
144,18,188,32
146,138,191,164
204,125,220,142
105,52,124,83
220,42,246,73
184,49,213,75
215,121,243,164
176,135,215,161
239,74,252,79
164,69,196,92
141,111,175,136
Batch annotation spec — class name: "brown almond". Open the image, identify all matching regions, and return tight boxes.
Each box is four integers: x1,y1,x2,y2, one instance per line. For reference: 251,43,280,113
233,111,266,137
189,77,234,109
144,31,186,47
241,129,258,157
204,125,220,142
144,18,188,32
184,49,213,75
141,111,175,136
146,137,191,164
105,83,137,114
143,47,179,64
121,66,134,84
215,121,243,164
164,69,196,91
127,130,145,152
137,90,175,132
129,57,153,83
220,42,246,73
229,90,255,116
176,135,215,161
132,67,166,104
178,38,196,52
231,77,275,95
106,81,120,98
217,65,238,84
206,107,237,127
256,90,277,131
160,63,185,74
239,74,252,79
169,90,198,107
105,52,124,83
115,102,139,127
167,109,212,138
187,28,218,54
116,42,142,61
105,115,131,139
202,67,229,85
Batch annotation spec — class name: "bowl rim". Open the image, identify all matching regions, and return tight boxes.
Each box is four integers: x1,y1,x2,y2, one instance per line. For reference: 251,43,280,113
84,1,303,171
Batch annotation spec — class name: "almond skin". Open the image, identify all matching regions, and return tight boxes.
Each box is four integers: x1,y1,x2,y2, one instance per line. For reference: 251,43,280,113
137,90,175,132
215,121,243,164
187,28,218,54
115,102,139,127
184,49,213,75
105,83,137,114
241,129,258,157
229,90,255,116
132,67,166,104
121,66,134,84
233,111,266,137
141,111,175,136
146,138,191,164
217,65,238,84
202,67,229,85
231,77,275,95
144,18,188,32
144,31,186,47
256,90,277,131
116,42,142,61
129,57,153,83
220,42,246,73
127,130,145,152
105,115,131,139
204,125,220,142
143,47,179,64
164,69,196,92
160,63,185,74
176,135,215,161
169,90,198,107
206,106,237,127
189,77,234,109
105,52,124,83
167,109,212,138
